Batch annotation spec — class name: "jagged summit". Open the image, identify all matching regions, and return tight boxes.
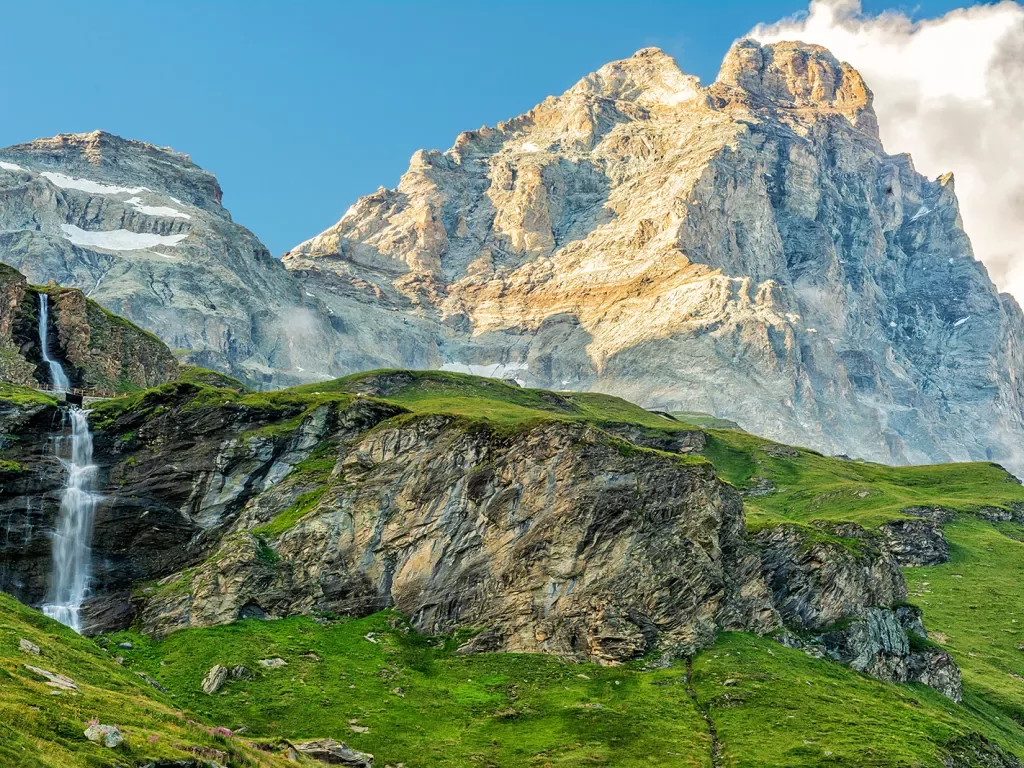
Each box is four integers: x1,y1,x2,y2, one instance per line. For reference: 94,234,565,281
1,129,223,209
567,46,702,108
281,39,1024,475
0,131,339,387
714,39,879,137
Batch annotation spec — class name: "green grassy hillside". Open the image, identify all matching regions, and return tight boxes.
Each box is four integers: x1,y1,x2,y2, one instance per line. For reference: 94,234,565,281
0,592,290,767
6,369,1024,765
101,612,1021,768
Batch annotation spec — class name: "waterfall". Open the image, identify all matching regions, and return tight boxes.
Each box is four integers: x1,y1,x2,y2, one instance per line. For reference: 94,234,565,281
36,294,97,633
41,409,97,633
38,293,70,391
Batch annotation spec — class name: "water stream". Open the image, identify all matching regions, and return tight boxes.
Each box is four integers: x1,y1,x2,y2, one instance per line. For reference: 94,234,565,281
37,293,97,633
38,293,70,392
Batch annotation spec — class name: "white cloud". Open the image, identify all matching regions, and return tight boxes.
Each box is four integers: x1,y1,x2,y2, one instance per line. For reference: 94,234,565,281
751,0,1024,302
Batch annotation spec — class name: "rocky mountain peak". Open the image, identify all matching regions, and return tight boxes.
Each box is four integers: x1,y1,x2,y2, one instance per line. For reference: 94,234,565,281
715,39,878,136
567,46,702,109
0,130,224,211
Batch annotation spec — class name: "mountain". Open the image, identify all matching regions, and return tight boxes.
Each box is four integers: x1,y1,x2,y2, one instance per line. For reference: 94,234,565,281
285,40,1024,473
0,131,337,388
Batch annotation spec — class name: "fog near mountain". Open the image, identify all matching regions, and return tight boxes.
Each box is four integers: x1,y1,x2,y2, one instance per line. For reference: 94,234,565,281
752,0,1024,303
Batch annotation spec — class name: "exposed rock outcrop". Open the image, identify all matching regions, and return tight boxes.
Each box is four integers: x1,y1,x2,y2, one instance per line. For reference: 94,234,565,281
944,735,1024,768
137,410,779,662
879,518,950,566
756,523,905,630
758,522,961,700
291,739,373,767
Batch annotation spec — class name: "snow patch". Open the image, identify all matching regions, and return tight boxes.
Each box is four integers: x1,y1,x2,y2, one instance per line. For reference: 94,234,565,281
0,161,24,171
124,197,190,219
60,224,188,251
521,142,541,153
910,205,931,221
41,172,149,196
440,361,528,381
953,316,970,327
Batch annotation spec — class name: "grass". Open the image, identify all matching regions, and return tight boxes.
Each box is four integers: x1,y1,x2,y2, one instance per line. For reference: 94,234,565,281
905,517,1024,728
0,382,57,408
253,488,328,537
88,369,1024,541
693,633,1021,767
293,369,685,432
96,611,1024,768
701,429,1024,530
0,591,290,768
12,367,1024,764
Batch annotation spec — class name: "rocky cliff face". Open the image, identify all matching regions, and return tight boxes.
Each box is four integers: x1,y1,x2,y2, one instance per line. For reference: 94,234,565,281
0,131,336,387
0,376,778,662
0,263,178,391
758,522,962,701
138,411,778,661
285,40,1024,473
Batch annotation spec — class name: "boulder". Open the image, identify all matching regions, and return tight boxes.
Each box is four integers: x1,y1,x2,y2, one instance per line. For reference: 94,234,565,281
291,739,373,766
201,664,228,695
24,665,77,690
84,724,123,748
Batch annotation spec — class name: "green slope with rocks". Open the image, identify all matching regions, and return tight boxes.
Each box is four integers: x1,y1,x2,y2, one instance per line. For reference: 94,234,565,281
5,370,1024,765
0,590,296,767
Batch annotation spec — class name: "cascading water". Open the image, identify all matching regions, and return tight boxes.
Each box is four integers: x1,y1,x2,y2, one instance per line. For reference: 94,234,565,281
36,294,97,633
38,293,70,392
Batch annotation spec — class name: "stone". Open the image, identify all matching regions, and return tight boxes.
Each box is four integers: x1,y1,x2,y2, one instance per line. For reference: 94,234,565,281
259,657,288,669
756,523,906,631
136,672,168,693
19,638,39,655
757,523,962,699
24,665,77,690
117,641,133,650
201,664,228,695
291,738,374,766
229,664,253,680
879,519,950,566
84,724,123,748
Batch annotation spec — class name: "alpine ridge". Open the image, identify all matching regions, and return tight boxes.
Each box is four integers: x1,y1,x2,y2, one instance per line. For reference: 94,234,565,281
1,40,1022,473
284,40,1024,473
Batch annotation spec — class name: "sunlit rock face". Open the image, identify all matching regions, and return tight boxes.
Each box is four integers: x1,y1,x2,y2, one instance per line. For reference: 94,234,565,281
0,131,338,388
285,40,1024,472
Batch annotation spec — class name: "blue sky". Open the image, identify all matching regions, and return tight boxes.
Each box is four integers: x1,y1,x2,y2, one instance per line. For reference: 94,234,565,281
0,1,970,255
